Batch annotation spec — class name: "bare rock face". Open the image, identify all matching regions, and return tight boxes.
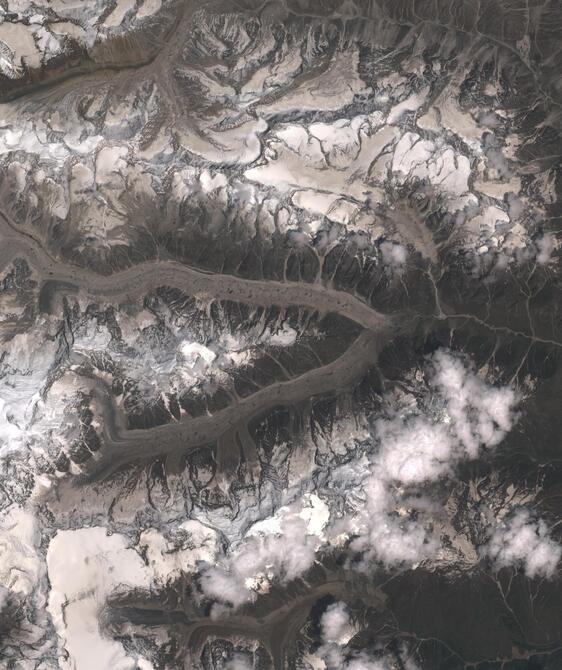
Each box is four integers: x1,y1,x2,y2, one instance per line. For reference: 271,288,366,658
0,1,561,668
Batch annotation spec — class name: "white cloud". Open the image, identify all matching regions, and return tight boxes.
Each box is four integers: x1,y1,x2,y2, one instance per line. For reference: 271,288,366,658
199,565,250,610
483,509,561,578
138,520,217,586
343,350,518,568
322,649,390,670
347,477,438,568
346,658,392,670
536,232,555,265
430,350,518,458
317,603,419,670
380,241,407,269
200,350,521,605
225,653,254,670
375,417,454,485
320,602,354,645
199,501,326,609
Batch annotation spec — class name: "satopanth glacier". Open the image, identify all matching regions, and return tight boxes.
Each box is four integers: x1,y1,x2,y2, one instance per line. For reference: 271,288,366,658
0,1,561,668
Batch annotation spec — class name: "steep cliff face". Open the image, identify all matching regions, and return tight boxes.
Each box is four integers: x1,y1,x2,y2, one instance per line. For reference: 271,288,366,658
0,1,561,669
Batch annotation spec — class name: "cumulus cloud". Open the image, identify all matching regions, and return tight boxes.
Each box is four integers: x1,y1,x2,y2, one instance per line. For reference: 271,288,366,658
322,649,390,670
321,647,420,670
321,602,354,645
346,659,389,670
225,653,254,670
343,350,519,569
199,565,251,610
347,477,438,567
535,232,555,265
430,350,518,458
483,509,561,578
317,602,419,670
346,652,420,670
199,500,326,609
200,350,521,607
380,241,407,270
375,417,454,485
